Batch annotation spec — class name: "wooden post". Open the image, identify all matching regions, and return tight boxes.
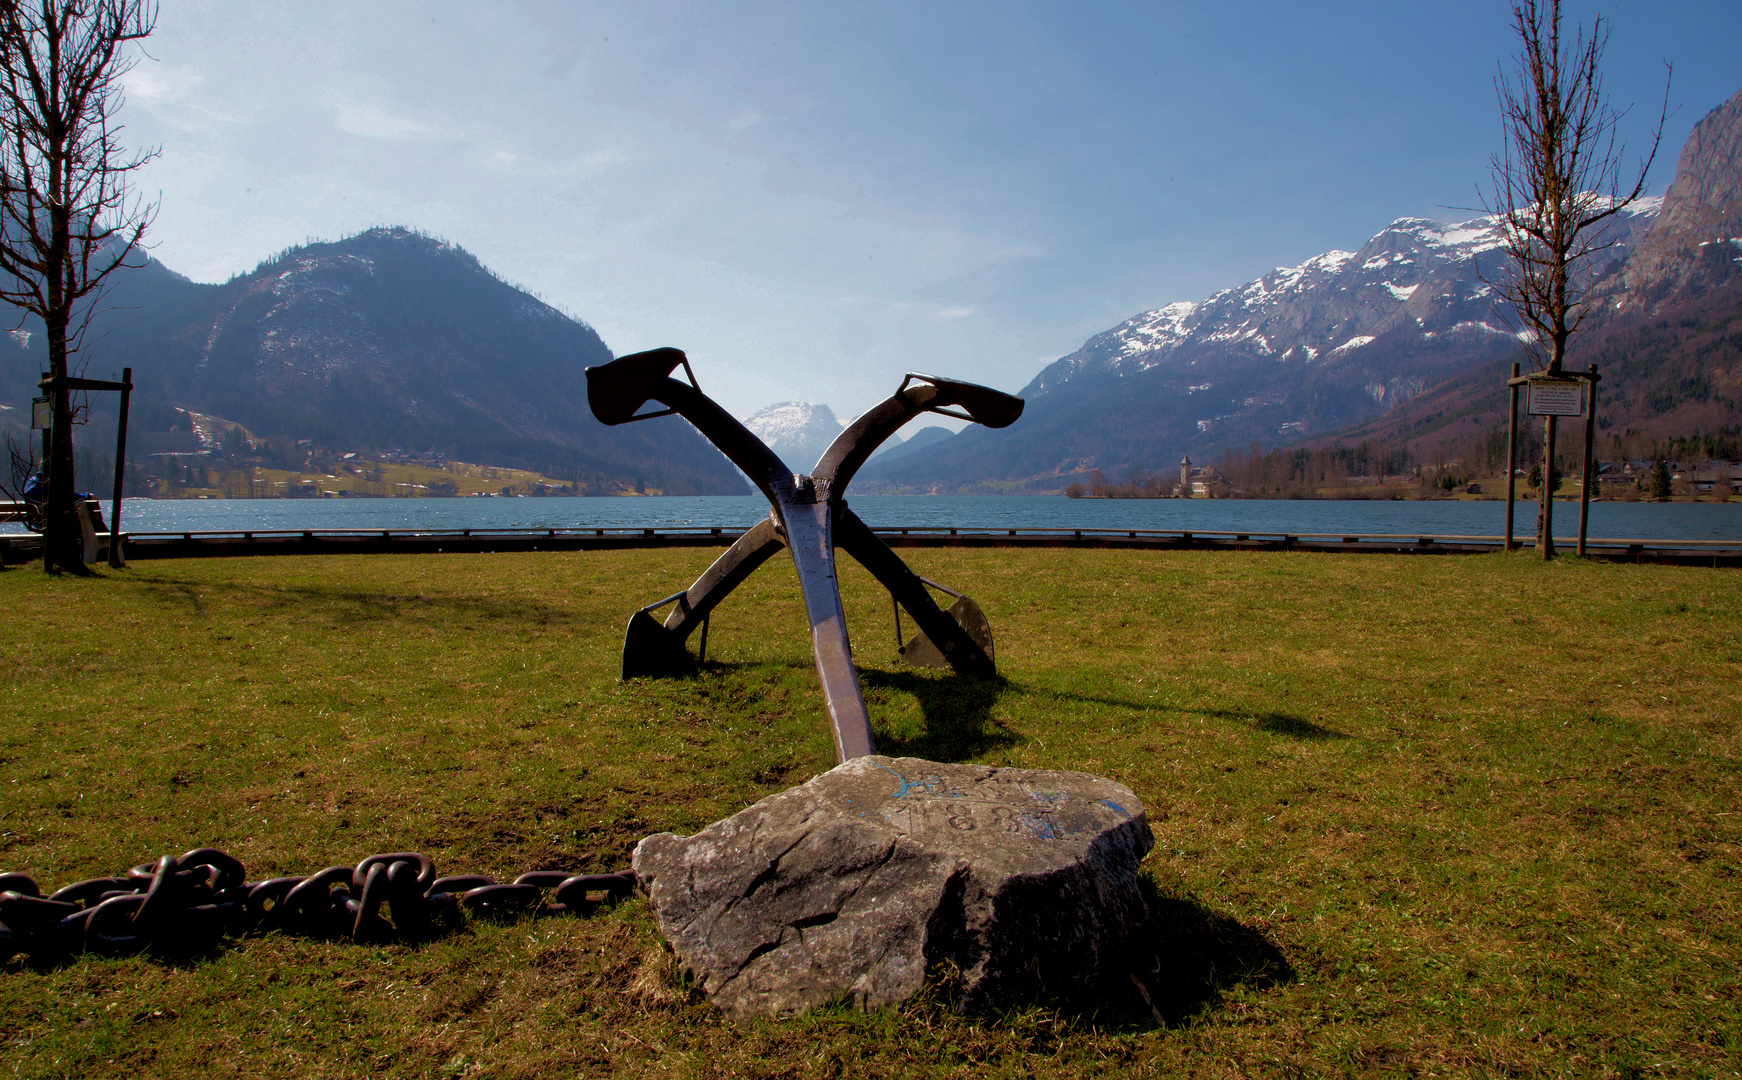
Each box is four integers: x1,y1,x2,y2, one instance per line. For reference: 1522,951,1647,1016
1505,363,1519,552
1540,411,1557,561
38,374,50,470
1578,365,1597,558
108,367,132,568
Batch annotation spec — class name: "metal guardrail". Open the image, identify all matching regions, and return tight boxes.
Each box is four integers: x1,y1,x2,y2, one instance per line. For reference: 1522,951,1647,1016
868,526,1742,549
2,523,1737,566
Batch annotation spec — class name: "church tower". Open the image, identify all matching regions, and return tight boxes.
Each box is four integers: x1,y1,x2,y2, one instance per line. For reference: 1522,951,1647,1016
1179,455,1191,496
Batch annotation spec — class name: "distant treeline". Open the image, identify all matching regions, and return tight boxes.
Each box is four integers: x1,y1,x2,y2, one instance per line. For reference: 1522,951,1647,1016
1217,442,1419,496
1068,441,1427,500
1604,426,1742,464
1066,423,1742,501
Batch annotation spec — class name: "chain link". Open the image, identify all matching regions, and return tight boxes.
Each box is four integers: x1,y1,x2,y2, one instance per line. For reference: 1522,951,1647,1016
0,847,635,961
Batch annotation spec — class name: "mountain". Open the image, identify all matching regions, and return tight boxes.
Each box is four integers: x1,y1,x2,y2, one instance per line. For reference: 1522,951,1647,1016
864,204,1656,490
871,424,955,464
871,89,1742,492
740,400,943,472
1313,88,1742,471
1613,88,1742,309
0,228,749,495
1298,274,1742,477
743,400,845,472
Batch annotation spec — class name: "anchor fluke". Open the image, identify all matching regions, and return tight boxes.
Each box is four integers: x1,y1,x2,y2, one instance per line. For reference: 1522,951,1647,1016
899,595,995,672
622,610,696,680
900,373,1025,429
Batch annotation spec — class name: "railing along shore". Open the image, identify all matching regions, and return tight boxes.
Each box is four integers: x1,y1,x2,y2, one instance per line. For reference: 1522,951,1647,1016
2,524,1737,567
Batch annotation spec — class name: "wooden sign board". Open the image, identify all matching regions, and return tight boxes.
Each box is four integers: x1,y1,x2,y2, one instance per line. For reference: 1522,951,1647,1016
1527,379,1584,417
30,397,50,430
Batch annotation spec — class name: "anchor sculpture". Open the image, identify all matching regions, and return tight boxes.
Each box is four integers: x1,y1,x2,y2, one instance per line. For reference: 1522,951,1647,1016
586,348,1024,764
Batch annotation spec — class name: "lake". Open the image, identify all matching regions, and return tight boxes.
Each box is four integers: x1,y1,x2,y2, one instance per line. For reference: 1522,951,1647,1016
7,495,1738,541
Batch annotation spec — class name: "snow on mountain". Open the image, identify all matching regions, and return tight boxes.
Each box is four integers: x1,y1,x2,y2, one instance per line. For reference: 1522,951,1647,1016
743,400,846,471
864,194,1671,492
1027,201,1660,399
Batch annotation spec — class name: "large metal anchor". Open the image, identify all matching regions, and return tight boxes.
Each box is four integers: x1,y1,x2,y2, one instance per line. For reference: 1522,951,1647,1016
585,348,1024,763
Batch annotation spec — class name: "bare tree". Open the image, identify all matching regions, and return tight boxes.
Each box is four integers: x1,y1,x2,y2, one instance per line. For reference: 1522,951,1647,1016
1483,0,1667,559
2,428,39,525
0,0,155,572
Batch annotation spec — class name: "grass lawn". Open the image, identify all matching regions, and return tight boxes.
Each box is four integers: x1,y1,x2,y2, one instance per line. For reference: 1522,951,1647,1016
0,547,1738,1078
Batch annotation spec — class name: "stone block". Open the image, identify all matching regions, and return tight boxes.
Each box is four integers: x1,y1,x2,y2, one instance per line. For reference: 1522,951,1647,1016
632,755,1152,1017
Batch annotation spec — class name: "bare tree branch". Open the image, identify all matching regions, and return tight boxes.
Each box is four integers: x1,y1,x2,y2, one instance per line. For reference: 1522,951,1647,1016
1480,0,1668,372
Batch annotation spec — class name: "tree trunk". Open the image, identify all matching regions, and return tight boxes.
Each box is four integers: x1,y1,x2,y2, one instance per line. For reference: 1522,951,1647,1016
1537,414,1557,560
44,316,83,573
43,192,84,574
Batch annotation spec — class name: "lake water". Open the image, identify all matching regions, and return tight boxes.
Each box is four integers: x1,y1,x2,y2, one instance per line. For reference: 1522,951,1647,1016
8,495,1738,542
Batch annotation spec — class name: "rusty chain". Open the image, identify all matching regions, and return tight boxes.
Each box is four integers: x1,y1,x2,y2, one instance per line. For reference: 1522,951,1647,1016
0,847,636,962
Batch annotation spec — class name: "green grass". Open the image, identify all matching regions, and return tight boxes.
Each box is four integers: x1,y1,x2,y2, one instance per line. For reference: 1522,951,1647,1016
1,547,1738,1078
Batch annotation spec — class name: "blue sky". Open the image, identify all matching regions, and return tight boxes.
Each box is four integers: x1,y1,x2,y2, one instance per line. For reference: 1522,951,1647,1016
120,1,1740,420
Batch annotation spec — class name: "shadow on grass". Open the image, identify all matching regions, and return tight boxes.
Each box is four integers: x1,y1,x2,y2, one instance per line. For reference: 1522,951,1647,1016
133,573,584,626
1123,879,1295,1026
1250,713,1346,740
666,660,1021,765
4,901,508,977
1042,877,1293,1031
921,876,1294,1032
859,668,1020,763
1013,682,1350,741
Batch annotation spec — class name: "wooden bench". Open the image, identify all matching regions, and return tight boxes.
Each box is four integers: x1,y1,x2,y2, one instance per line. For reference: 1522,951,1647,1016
0,498,123,565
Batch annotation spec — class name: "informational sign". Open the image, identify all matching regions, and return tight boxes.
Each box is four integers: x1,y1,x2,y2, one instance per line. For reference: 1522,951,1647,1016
30,396,50,430
1527,379,1585,417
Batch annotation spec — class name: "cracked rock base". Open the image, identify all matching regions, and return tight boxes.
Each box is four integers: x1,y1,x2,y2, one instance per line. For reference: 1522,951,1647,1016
632,755,1153,1018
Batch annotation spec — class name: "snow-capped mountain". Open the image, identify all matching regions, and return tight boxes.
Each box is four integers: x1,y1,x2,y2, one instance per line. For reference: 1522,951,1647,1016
743,401,846,471
742,400,935,472
1030,204,1658,401
865,202,1661,491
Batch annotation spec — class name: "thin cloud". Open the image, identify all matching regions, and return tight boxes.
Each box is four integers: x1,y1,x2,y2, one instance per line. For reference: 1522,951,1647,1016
121,64,201,103
333,103,444,142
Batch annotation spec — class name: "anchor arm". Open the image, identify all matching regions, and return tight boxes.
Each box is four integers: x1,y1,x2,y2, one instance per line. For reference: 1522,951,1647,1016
586,348,794,504
833,509,995,677
659,516,787,641
620,517,789,679
811,373,1025,489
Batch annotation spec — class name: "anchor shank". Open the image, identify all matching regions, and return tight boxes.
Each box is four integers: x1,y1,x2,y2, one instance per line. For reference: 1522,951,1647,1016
783,500,876,762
